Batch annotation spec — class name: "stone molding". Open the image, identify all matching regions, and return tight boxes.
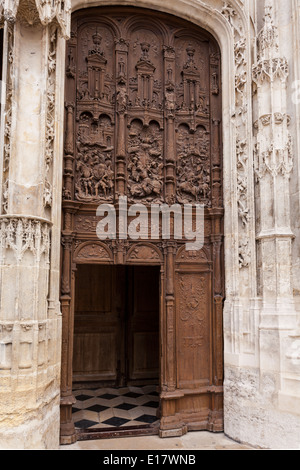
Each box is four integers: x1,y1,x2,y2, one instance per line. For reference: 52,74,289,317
219,0,256,284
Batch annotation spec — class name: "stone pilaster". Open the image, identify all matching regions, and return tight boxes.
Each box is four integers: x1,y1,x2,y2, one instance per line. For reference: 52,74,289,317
253,0,299,422
0,0,70,450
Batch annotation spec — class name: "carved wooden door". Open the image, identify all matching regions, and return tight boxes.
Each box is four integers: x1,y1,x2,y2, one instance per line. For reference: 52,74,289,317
61,6,223,442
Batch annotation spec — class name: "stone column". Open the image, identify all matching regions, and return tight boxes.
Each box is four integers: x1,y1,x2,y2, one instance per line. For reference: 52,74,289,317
253,0,298,418
0,0,70,449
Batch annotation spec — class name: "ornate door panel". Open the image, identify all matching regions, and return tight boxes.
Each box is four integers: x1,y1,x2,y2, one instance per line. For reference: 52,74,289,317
60,7,223,443
176,268,212,389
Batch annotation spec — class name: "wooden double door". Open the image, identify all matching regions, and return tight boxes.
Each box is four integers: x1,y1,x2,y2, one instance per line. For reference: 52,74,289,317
73,265,160,386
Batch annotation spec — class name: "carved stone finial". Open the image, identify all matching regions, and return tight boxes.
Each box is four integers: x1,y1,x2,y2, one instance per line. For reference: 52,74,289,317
257,0,279,60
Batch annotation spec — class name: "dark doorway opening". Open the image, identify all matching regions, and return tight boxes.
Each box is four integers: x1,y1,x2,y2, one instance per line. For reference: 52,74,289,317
72,264,160,439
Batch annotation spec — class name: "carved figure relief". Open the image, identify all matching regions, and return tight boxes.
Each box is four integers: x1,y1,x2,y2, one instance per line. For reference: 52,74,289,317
127,119,163,202
176,124,211,205
63,15,221,208
75,114,114,202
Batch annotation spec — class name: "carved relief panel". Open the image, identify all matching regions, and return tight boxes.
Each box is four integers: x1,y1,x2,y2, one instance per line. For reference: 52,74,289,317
127,119,163,203
75,113,115,202
63,9,222,208
176,124,211,204
176,271,211,388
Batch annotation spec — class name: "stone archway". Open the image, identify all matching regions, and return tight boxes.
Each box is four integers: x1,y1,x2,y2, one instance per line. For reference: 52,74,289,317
59,5,226,444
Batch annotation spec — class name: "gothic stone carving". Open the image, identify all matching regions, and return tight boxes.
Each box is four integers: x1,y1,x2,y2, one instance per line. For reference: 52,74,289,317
0,217,51,263
220,1,253,273
44,26,57,209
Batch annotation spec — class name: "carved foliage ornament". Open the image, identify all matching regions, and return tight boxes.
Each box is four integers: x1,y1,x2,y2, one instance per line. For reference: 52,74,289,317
127,120,163,203
0,0,71,38
253,57,289,84
2,21,14,214
44,26,57,209
0,217,51,263
220,1,251,269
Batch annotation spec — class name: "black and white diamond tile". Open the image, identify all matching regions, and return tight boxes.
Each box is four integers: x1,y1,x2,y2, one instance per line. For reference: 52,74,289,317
72,385,159,431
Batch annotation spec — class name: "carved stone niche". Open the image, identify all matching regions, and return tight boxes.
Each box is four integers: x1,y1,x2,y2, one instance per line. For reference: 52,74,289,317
73,241,113,264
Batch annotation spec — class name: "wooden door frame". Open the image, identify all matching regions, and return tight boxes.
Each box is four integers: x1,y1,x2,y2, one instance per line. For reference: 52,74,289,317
60,239,164,445
60,7,224,445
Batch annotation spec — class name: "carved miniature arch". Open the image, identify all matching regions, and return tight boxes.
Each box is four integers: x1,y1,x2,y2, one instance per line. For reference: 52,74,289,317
74,241,114,263
122,11,170,42
79,110,114,121
175,122,209,134
128,117,163,133
76,12,122,40
71,0,247,48
126,242,163,265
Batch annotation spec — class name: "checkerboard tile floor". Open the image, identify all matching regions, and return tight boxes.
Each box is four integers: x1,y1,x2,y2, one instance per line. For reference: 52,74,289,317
72,385,160,431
